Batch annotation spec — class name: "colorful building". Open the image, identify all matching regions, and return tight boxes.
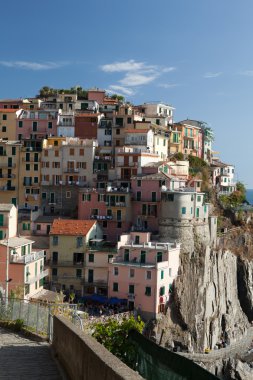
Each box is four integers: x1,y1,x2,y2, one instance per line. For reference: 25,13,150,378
49,219,103,297
108,231,180,319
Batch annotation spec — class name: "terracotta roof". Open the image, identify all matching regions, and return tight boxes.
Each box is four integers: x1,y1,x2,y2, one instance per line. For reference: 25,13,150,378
75,113,100,118
50,219,96,236
125,129,151,134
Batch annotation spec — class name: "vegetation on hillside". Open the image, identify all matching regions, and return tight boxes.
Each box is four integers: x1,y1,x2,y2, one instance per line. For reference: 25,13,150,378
92,315,144,366
219,182,247,209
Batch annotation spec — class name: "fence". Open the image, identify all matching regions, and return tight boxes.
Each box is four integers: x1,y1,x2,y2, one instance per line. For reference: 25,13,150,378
0,298,78,340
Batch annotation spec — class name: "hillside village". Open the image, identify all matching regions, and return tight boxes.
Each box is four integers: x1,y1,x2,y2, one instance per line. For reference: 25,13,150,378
0,87,239,319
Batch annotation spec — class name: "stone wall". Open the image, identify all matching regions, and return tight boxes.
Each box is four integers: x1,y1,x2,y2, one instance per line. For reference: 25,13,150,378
52,315,143,380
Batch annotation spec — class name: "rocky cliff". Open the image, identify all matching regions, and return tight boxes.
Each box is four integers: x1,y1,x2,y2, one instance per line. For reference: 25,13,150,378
155,224,253,379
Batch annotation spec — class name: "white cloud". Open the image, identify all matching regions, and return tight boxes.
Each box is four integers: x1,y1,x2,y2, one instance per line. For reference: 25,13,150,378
162,67,176,73
240,70,253,76
120,72,158,87
101,59,153,73
158,83,179,89
101,59,176,95
203,72,222,78
108,85,135,96
0,61,64,70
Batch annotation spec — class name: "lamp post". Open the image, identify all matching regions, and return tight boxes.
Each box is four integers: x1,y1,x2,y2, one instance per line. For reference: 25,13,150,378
5,235,9,306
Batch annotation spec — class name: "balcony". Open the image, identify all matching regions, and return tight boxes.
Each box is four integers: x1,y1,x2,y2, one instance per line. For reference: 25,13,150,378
94,155,112,161
81,279,108,287
0,173,16,178
25,269,49,284
0,163,16,168
49,260,84,267
90,214,113,220
64,168,80,173
10,250,45,264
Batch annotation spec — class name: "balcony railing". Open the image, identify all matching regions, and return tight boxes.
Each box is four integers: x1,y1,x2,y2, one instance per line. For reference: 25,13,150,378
81,279,108,287
64,168,80,173
0,163,16,168
49,260,84,267
10,250,45,264
25,269,49,284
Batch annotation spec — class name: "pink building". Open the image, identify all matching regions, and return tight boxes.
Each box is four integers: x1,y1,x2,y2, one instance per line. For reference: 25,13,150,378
108,231,180,320
16,109,58,140
78,187,132,243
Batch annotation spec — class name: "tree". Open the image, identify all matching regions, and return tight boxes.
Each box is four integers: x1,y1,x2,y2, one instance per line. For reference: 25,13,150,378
92,315,144,366
110,94,125,102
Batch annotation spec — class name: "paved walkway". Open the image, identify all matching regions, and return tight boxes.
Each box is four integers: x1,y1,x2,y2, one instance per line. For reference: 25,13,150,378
179,327,253,364
0,327,63,379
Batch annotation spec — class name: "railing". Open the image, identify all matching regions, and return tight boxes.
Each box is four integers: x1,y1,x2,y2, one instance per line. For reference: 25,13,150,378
81,279,108,287
25,269,49,284
0,163,16,168
10,250,45,264
49,260,84,267
64,168,80,173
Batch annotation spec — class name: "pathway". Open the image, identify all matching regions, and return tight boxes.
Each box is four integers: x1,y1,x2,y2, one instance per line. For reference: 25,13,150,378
0,327,64,379
179,327,253,364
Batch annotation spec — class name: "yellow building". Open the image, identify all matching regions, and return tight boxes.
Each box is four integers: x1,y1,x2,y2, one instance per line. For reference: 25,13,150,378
49,219,103,297
18,146,41,211
0,140,22,206
0,109,23,141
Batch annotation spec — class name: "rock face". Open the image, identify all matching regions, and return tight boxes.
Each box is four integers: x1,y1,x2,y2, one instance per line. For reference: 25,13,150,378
173,247,249,352
237,257,253,322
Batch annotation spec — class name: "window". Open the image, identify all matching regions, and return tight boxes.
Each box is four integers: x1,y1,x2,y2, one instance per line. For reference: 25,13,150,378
55,150,59,157
26,164,30,171
36,224,41,231
137,179,141,187
52,268,58,276
88,253,94,263
145,287,151,296
157,252,163,263
18,121,23,128
76,269,82,278
161,270,164,280
113,282,118,292
130,268,135,278
151,192,156,202
32,122,37,131
116,129,120,135
167,194,174,202
117,222,122,228
76,236,83,248
159,286,165,296
48,122,52,129
129,284,135,294
108,254,113,263
70,148,74,155
124,249,129,262
181,207,186,215
197,195,201,202
34,164,38,171
52,236,58,246
66,191,71,198
102,221,107,228
2,126,6,132
135,235,140,244
169,268,172,277
140,251,146,263
42,192,47,199
2,114,7,120
127,117,132,124
136,191,141,201
146,270,152,280
114,267,118,276
12,147,16,156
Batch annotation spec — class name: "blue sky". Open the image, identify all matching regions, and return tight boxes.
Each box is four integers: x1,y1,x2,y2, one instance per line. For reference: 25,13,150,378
1,0,253,186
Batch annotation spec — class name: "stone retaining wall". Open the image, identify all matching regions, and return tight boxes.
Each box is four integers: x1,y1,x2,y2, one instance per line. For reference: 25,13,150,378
52,315,143,380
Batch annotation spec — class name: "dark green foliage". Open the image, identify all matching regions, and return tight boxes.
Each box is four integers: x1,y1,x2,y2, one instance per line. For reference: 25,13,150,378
38,86,88,100
110,94,125,102
92,316,144,366
173,152,184,160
